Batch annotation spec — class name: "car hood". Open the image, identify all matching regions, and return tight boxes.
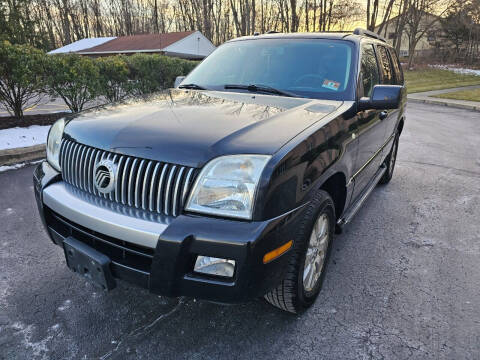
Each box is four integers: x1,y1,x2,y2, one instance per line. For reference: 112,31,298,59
64,89,342,168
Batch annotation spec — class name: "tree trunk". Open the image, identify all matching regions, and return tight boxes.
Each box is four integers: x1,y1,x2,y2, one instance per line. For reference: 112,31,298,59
407,38,417,69
13,101,23,119
290,0,298,32
251,0,256,34
154,0,159,32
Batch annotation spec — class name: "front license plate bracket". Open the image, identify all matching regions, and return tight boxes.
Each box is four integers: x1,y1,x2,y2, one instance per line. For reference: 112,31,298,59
63,237,116,291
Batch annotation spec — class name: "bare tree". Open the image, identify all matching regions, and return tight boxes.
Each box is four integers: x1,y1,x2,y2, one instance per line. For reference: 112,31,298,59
366,0,379,30
1,0,398,50
404,0,448,68
366,0,396,32
441,0,480,63
392,0,409,54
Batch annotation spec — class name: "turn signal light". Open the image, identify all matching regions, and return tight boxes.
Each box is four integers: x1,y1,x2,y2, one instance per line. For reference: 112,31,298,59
263,240,293,264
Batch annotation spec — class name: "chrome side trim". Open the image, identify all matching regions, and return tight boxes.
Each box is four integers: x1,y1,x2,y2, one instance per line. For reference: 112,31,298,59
347,133,394,186
338,165,387,227
43,182,166,249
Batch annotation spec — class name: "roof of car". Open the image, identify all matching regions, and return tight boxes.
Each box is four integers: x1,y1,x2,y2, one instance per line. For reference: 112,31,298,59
229,32,389,45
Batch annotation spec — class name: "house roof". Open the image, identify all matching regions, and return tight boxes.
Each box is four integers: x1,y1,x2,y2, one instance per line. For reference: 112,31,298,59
48,37,116,54
374,10,440,30
77,31,195,54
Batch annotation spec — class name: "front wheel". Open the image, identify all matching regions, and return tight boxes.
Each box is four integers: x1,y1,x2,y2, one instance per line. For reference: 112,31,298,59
379,132,399,185
264,190,335,313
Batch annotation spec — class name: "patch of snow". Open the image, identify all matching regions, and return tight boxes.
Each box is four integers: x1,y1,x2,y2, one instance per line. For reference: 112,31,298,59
0,125,50,150
58,299,72,311
2,208,14,215
0,160,42,173
430,64,480,76
48,37,116,54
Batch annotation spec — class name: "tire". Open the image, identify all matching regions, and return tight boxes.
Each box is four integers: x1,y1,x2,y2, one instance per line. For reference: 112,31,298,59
379,131,399,185
264,190,335,314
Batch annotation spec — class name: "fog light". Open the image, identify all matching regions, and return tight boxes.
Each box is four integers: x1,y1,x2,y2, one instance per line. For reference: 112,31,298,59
194,256,236,278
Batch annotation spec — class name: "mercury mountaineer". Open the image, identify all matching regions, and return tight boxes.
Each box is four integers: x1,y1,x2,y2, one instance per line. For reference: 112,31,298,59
34,29,406,313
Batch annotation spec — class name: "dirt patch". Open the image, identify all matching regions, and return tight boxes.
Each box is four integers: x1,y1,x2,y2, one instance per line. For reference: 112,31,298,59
0,113,69,130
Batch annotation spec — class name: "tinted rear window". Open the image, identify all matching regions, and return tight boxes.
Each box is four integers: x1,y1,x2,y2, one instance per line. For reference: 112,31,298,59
377,46,395,85
388,48,404,84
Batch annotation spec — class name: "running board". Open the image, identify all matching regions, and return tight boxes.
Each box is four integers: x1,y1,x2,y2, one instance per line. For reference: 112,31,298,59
337,165,387,228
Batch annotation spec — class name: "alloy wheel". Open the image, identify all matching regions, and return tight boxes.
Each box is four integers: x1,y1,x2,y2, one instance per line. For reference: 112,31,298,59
303,213,330,292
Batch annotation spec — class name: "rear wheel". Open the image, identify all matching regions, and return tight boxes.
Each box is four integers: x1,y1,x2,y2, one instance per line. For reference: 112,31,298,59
379,132,399,185
264,190,335,313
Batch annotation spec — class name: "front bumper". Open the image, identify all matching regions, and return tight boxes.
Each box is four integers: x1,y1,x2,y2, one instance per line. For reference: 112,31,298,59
34,161,306,303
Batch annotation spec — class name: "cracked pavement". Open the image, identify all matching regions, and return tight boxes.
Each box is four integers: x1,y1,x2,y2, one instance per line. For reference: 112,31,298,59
1,102,479,359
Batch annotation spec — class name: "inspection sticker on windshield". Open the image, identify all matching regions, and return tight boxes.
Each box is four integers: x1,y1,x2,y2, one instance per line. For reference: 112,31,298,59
322,80,341,91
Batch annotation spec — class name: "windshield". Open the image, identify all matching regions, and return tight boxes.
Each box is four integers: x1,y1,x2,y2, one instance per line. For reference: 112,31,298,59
182,38,356,100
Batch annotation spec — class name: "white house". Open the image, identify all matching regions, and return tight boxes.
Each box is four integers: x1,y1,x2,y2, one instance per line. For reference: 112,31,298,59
48,31,216,60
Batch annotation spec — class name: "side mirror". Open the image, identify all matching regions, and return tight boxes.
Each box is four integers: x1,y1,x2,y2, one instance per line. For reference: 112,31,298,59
174,76,186,88
358,85,403,111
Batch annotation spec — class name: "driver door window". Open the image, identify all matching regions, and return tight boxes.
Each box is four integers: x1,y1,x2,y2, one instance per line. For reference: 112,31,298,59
360,44,380,97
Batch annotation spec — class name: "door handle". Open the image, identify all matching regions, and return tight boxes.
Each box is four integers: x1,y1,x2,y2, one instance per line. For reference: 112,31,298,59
379,111,388,120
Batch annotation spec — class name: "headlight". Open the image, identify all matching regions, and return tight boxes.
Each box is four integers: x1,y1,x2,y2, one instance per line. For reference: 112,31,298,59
46,118,65,171
186,155,271,220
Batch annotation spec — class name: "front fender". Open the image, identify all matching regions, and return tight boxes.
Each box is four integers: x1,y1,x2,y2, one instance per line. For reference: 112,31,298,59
255,108,358,221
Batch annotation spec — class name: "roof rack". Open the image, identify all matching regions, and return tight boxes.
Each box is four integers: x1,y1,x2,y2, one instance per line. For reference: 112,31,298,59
353,28,386,42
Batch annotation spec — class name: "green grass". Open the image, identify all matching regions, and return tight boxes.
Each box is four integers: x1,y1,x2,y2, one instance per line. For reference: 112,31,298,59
404,69,480,94
433,88,480,102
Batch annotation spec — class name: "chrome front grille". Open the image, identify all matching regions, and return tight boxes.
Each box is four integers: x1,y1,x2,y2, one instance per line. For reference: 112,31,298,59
59,139,196,217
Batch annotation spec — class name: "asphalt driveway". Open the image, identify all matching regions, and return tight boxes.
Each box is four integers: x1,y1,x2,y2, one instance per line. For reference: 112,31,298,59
0,97,69,117
1,102,479,359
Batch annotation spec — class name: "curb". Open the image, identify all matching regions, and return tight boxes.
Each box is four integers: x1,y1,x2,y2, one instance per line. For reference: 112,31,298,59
408,98,480,112
0,144,46,166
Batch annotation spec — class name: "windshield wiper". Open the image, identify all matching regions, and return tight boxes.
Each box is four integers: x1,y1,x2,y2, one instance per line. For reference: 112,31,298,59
178,83,208,90
224,84,301,98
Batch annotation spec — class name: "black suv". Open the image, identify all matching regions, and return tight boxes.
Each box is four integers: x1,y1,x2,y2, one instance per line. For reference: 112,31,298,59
34,29,406,313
